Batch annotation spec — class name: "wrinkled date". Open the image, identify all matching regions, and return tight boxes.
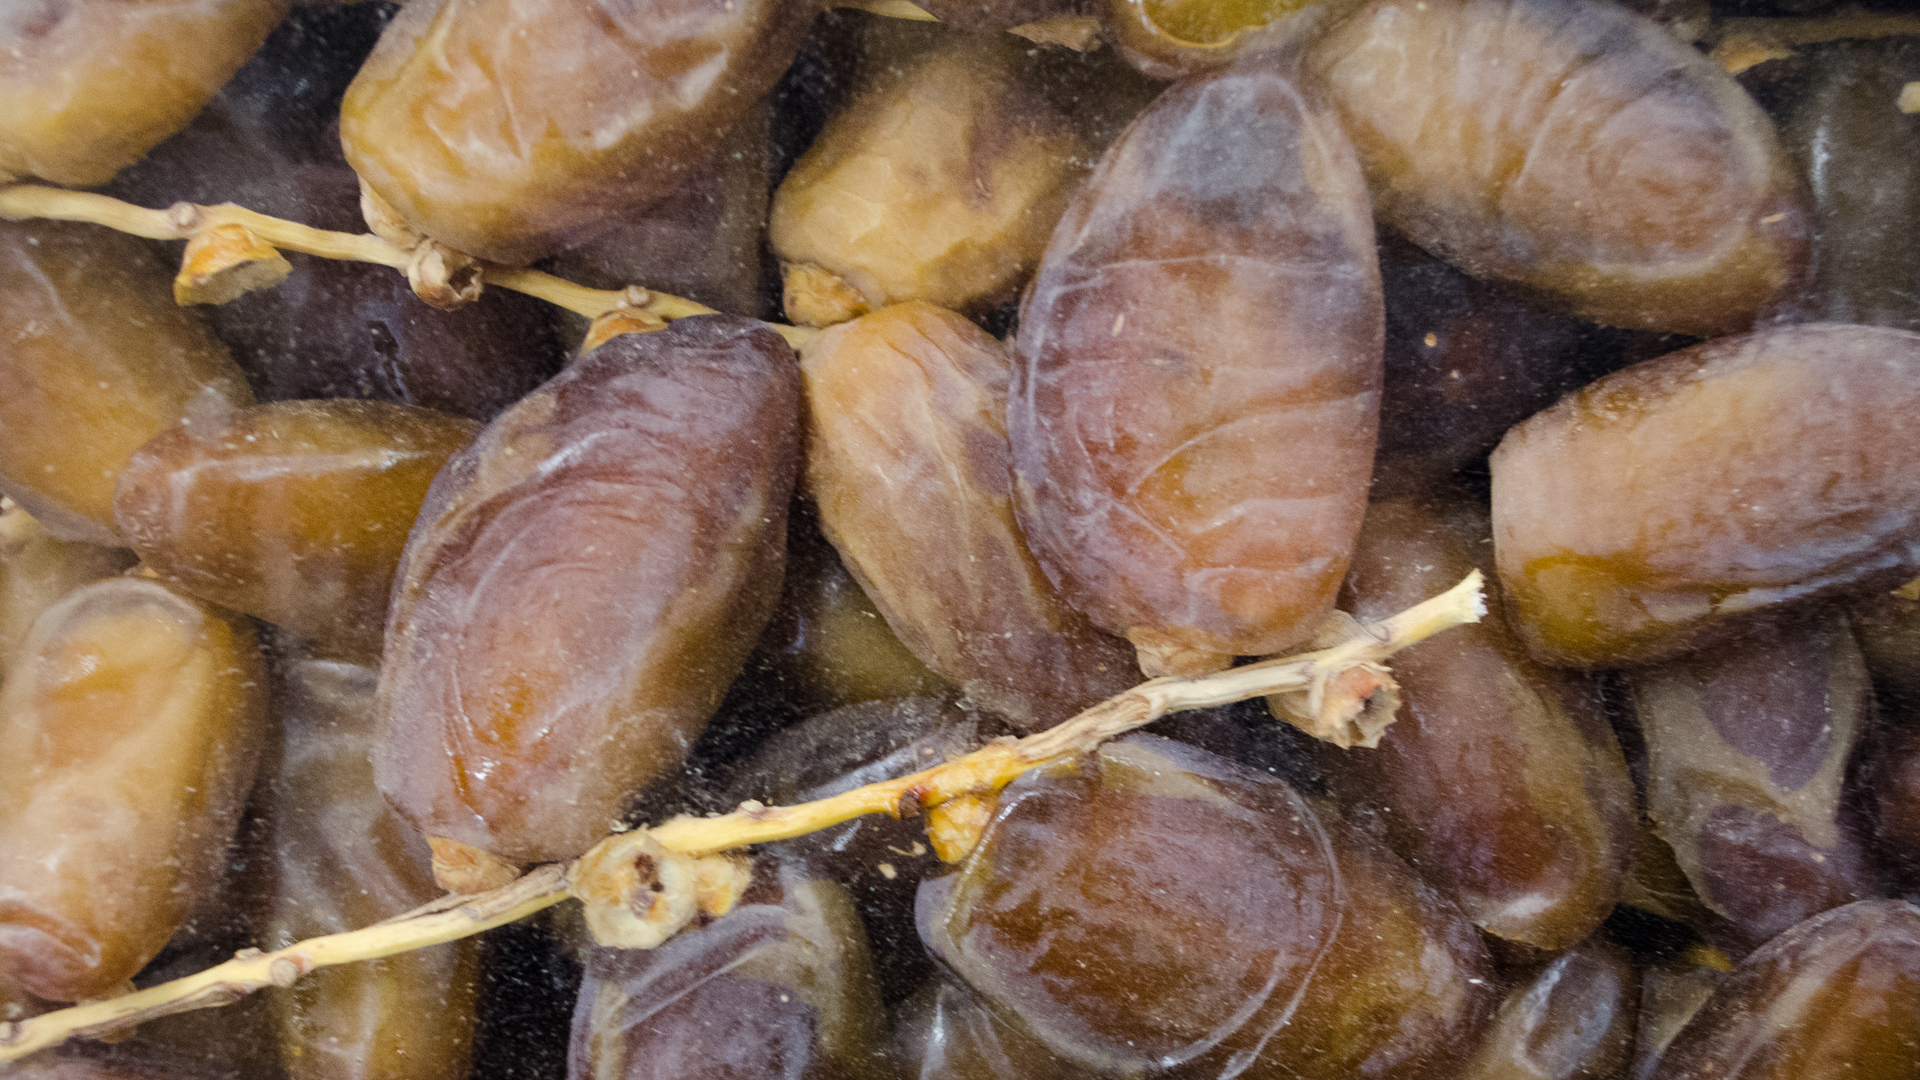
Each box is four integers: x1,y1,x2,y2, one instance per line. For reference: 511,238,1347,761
375,316,797,871
1010,54,1383,677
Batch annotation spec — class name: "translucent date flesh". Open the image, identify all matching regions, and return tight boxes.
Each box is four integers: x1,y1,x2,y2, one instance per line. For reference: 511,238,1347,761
1647,901,1920,1080
1310,0,1809,336
340,0,813,265
921,735,1493,1079
1455,938,1639,1080
1099,0,1365,80
1010,56,1383,674
376,316,798,866
0,0,287,186
268,661,477,1080
802,304,1135,731
0,222,254,545
114,401,478,660
569,860,888,1080
1306,498,1633,951
1628,614,1877,950
0,578,265,1002
770,35,1089,326
0,507,132,672
1491,323,1920,667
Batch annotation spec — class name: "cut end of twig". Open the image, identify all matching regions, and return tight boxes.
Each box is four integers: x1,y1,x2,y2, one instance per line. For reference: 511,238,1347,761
569,829,699,950
173,224,292,305
582,307,669,352
927,792,997,863
1267,661,1401,749
407,240,485,310
781,262,870,328
429,836,523,895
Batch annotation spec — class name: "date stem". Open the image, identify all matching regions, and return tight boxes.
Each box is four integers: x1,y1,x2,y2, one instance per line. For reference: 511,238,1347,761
0,184,818,350
0,572,1484,1065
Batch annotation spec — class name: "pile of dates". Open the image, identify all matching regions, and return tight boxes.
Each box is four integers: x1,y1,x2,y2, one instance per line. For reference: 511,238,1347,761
3,0,1919,1078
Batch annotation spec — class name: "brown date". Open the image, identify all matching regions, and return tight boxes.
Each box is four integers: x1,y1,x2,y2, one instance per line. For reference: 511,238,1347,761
0,221,254,545
376,316,798,872
1309,0,1809,337
1627,612,1878,952
771,33,1089,327
1301,497,1634,951
920,735,1494,1079
0,578,265,1002
890,977,1097,1080
267,659,478,1080
0,0,287,186
0,506,133,673
114,400,478,661
568,859,889,1080
1851,591,1920,712
1645,900,1920,1080
340,0,814,266
1009,54,1383,677
1454,938,1640,1080
1630,945,1732,1080
1491,323,1920,667
802,304,1135,731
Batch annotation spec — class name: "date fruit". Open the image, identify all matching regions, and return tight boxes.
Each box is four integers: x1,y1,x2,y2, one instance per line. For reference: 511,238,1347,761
1491,323,1920,667
920,735,1493,1079
340,0,814,266
890,977,1095,1080
0,506,133,673
1010,55,1383,676
771,34,1089,326
1310,0,1809,337
0,222,254,545
1455,938,1639,1080
114,401,479,661
1099,0,1365,80
376,316,798,872
802,304,1135,731
0,578,265,1002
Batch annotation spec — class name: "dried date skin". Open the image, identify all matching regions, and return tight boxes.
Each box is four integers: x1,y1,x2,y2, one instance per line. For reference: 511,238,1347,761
1309,0,1809,337
770,35,1090,326
1307,498,1634,951
1647,900,1920,1080
1009,55,1383,674
0,578,265,1002
0,221,254,546
1627,613,1878,952
921,735,1494,1080
340,0,814,266
1454,938,1640,1080
0,0,288,186
375,316,798,866
114,401,479,661
0,507,133,673
1490,323,1920,668
1781,38,1920,332
802,304,1135,731
268,660,478,1080
568,860,889,1080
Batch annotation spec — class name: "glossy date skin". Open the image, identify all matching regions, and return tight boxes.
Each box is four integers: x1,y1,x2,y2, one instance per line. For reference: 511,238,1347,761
568,860,889,1080
1099,0,1366,81
771,35,1089,327
0,222,254,545
1627,613,1878,952
1491,323,1920,667
1454,938,1639,1080
1010,55,1383,676
267,660,478,1080
1307,498,1634,951
376,316,798,867
0,578,265,1002
1310,0,1809,337
803,305,1135,731
340,0,815,266
1646,901,1920,1080
890,977,1096,1080
114,401,479,661
0,506,133,673
0,0,288,186
920,735,1493,1080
